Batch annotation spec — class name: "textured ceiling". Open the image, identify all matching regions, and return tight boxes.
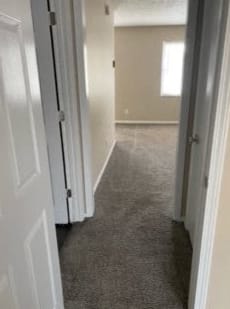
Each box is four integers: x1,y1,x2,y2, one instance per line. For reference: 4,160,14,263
112,0,188,27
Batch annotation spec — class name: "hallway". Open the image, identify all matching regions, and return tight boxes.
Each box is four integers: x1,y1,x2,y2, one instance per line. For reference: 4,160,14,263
59,125,192,309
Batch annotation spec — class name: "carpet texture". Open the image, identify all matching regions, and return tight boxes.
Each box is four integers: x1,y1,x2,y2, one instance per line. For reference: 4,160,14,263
59,125,192,309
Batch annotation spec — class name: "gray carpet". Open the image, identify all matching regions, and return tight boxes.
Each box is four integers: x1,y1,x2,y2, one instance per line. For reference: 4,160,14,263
59,125,192,309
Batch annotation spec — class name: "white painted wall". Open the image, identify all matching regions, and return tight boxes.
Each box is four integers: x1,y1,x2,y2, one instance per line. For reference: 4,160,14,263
84,0,115,187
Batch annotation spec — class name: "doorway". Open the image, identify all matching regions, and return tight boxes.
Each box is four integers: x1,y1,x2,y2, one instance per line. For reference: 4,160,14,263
31,0,95,226
1,0,230,308
59,0,193,308
56,0,230,307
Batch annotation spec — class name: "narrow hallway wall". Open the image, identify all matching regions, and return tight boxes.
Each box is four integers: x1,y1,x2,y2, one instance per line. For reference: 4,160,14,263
84,0,115,187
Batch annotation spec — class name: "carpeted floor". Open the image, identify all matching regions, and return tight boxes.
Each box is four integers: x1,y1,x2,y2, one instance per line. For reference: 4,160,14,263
59,124,192,309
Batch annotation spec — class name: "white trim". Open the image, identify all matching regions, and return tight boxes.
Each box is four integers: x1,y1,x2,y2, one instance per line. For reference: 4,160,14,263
93,141,116,193
175,216,185,223
114,23,187,28
51,0,85,222
51,0,94,222
189,3,230,308
174,0,201,221
73,0,95,218
31,0,70,224
115,120,179,125
114,22,186,28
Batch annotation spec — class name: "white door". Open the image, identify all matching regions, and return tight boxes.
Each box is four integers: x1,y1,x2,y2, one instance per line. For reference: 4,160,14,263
185,0,227,244
0,0,64,308
31,0,70,224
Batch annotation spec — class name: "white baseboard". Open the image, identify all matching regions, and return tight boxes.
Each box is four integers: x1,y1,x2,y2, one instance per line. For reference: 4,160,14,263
93,140,116,193
173,215,185,223
115,120,179,125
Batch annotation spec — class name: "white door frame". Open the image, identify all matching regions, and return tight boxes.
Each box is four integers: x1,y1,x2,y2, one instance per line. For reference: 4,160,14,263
31,0,70,224
57,0,230,307
174,0,204,221
188,2,230,307
72,0,95,218
185,0,227,244
50,0,95,222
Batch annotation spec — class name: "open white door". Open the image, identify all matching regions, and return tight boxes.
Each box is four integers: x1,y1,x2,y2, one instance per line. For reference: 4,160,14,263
0,0,64,307
185,0,228,244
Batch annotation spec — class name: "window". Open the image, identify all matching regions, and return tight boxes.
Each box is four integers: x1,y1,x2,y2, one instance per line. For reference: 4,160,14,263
161,41,185,96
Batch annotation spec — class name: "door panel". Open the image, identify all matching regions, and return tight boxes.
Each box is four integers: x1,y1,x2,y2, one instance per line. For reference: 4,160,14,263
0,14,39,188
0,0,64,308
185,0,227,244
25,212,57,309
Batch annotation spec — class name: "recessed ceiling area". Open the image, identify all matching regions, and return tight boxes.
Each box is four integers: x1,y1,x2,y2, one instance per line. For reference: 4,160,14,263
112,0,188,27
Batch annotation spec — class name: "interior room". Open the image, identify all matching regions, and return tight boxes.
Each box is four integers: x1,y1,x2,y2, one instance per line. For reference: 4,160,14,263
2,0,230,308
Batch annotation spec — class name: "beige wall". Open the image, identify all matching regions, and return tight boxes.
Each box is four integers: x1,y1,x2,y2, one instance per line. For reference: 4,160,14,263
205,125,230,309
115,26,185,122
84,0,115,186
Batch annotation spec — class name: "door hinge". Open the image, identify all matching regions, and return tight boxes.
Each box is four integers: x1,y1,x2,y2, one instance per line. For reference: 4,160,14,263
58,110,65,122
204,176,209,189
66,189,72,199
112,60,116,68
188,133,199,145
49,11,57,26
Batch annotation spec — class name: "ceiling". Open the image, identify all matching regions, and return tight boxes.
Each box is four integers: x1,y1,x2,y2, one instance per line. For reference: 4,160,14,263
112,0,188,27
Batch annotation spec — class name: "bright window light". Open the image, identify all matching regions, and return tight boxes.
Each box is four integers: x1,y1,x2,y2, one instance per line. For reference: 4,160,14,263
161,41,185,97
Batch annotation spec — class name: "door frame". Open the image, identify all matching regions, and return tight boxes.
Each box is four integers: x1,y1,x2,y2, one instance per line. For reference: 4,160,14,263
184,0,228,244
56,0,230,307
71,0,95,218
31,0,71,224
188,3,230,307
49,0,95,222
174,0,204,221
